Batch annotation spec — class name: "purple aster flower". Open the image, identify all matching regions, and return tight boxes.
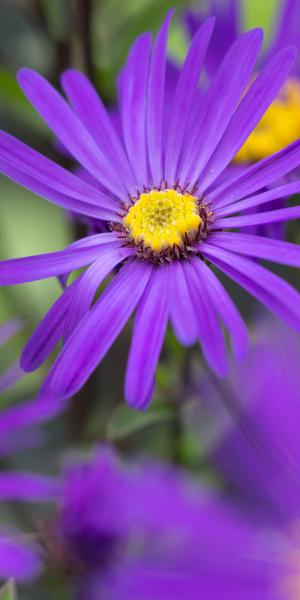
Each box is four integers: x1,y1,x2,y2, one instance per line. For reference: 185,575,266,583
186,0,300,164
2,13,300,409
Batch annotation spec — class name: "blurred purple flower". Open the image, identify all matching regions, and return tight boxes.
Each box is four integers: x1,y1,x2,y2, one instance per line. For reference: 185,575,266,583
2,13,300,410
6,447,286,598
0,444,297,597
191,318,300,598
0,321,64,582
208,319,300,524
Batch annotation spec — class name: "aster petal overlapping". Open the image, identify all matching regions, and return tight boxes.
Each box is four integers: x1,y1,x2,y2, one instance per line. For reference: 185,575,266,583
2,12,300,409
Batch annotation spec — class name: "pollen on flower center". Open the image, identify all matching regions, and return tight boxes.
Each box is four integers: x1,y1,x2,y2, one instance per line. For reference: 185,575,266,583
123,189,202,256
234,78,300,163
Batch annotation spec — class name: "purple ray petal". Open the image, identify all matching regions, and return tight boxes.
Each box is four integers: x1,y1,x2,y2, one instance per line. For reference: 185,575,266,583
164,17,215,183
0,131,118,209
208,139,300,210
0,158,116,221
147,10,174,185
217,205,300,228
180,29,263,187
0,242,116,285
61,69,135,194
184,260,228,377
193,257,248,359
17,69,126,198
200,47,297,190
64,246,134,340
68,232,121,249
208,232,300,267
217,180,300,217
40,259,152,401
125,266,169,409
0,397,64,435
0,534,41,582
186,1,242,78
21,277,80,372
169,261,198,346
201,244,300,332
0,472,58,501
118,33,152,190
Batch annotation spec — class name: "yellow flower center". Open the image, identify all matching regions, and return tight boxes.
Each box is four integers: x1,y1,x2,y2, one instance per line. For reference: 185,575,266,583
123,189,202,253
234,78,300,163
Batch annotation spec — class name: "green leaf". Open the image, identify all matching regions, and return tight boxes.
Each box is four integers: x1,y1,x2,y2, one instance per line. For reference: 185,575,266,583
0,580,17,600
106,404,173,441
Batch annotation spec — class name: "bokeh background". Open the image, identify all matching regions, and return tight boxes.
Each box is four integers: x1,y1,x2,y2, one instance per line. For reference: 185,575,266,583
0,1,295,598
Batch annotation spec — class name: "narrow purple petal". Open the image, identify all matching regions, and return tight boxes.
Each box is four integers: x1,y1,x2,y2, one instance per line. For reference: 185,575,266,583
21,238,121,371
0,534,41,582
125,266,169,409
184,260,228,377
0,131,117,208
169,261,198,346
0,397,64,435
64,246,134,340
0,472,58,501
0,243,115,285
17,68,126,197
217,180,300,217
208,232,300,268
164,17,215,183
68,232,121,249
0,158,116,221
61,69,135,193
217,205,300,228
180,29,263,187
147,10,174,185
187,2,241,78
40,259,152,401
208,140,300,210
21,277,80,371
200,47,297,190
201,244,300,332
118,33,152,190
193,257,248,359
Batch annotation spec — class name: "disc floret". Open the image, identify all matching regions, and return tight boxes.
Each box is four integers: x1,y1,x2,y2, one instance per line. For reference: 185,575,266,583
123,188,206,261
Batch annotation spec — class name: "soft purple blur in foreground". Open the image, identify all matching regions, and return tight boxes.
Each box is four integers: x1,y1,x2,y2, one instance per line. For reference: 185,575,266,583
0,446,286,598
0,321,63,581
212,320,300,524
